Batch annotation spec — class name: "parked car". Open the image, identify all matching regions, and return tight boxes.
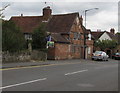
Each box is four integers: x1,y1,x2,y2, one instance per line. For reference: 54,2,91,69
112,53,120,60
92,51,109,61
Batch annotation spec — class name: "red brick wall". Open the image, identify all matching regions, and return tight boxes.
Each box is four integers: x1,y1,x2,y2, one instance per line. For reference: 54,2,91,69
68,17,85,59
47,16,93,60
54,43,70,60
54,43,81,60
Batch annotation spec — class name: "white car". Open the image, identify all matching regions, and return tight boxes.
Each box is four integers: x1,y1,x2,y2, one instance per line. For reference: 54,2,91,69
92,51,109,61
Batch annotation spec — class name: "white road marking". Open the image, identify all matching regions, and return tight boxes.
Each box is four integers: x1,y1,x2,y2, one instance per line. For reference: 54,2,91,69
78,83,94,87
65,69,88,76
0,78,47,90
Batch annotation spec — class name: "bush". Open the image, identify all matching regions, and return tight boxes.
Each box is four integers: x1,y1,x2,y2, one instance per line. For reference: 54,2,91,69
94,39,118,50
2,20,26,52
32,23,47,51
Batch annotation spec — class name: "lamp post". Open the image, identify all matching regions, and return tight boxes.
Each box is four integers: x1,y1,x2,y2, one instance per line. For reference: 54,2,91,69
85,8,99,28
84,8,99,59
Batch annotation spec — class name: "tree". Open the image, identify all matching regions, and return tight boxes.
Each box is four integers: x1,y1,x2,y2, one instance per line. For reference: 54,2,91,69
0,4,10,19
94,39,118,51
2,20,26,52
32,23,47,50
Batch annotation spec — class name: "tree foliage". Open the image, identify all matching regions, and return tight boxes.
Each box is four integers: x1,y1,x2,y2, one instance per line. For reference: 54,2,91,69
2,20,26,52
32,23,47,50
94,39,118,50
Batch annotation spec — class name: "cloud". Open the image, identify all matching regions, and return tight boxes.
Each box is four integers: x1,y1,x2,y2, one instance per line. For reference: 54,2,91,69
85,3,118,31
2,2,118,32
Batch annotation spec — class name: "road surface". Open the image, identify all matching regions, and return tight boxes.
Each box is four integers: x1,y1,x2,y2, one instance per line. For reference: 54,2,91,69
1,59,118,91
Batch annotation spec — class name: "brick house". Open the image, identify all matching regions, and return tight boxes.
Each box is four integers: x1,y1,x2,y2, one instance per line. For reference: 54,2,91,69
10,6,93,60
91,28,118,57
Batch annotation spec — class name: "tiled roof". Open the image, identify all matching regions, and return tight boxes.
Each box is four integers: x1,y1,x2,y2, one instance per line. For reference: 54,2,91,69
106,32,116,40
91,31,117,41
10,13,78,34
47,13,78,33
10,16,43,33
91,31,104,40
51,33,70,43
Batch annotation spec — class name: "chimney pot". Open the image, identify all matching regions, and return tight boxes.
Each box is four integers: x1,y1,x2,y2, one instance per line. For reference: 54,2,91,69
21,14,23,16
110,28,115,34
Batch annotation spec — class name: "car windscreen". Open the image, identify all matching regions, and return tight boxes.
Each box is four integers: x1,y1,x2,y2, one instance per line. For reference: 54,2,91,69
115,53,120,55
95,51,102,54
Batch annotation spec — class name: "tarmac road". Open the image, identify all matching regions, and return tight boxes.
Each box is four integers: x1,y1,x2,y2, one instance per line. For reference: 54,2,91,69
1,59,118,91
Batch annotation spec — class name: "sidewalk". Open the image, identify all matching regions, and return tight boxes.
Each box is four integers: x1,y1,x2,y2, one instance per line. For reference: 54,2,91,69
1,59,92,69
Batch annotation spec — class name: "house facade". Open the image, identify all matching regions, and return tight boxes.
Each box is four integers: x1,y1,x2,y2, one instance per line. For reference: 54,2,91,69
10,6,93,60
91,28,117,57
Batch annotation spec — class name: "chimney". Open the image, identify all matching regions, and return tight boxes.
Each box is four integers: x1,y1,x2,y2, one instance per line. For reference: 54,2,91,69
110,28,115,34
21,14,23,17
43,6,52,21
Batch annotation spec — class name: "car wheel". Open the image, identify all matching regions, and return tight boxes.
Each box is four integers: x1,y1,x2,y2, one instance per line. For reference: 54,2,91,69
106,58,108,61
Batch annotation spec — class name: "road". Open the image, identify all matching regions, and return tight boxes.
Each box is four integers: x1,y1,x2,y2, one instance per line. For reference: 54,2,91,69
1,59,118,91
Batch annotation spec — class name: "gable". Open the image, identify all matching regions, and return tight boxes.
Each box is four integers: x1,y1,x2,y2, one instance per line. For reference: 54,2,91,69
99,32,112,41
70,15,83,33
47,13,78,33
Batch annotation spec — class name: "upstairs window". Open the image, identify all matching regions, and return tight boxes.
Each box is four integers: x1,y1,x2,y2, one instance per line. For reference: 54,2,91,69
73,32,78,40
73,32,81,40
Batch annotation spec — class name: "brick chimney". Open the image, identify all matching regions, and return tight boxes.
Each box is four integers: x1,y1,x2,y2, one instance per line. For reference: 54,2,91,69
43,6,52,21
110,28,115,34
21,14,23,17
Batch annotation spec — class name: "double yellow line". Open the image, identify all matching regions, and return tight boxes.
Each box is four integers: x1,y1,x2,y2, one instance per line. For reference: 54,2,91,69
0,62,81,71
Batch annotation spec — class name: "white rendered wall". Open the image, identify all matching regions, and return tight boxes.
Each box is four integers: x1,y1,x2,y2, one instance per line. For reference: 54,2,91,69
99,32,112,41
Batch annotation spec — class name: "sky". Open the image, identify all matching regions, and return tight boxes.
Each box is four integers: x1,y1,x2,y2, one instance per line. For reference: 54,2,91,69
1,0,119,33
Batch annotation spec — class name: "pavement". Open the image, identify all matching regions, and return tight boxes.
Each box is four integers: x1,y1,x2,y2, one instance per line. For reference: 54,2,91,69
1,58,117,69
1,59,93,69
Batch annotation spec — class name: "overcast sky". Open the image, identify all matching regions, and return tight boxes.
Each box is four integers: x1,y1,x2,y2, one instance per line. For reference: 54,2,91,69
1,1,119,33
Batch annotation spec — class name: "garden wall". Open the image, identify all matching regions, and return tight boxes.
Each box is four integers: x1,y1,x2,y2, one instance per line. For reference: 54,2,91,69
2,50,47,63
